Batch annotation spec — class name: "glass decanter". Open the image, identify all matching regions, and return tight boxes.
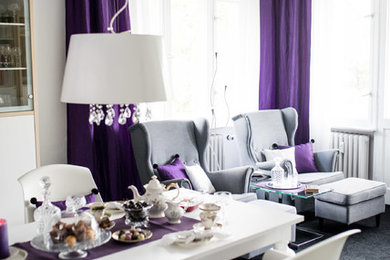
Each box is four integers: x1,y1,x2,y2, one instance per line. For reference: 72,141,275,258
271,158,285,188
281,159,298,188
33,176,61,250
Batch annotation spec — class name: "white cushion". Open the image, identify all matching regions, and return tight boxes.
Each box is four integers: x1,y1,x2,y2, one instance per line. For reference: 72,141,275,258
185,164,216,193
262,147,297,173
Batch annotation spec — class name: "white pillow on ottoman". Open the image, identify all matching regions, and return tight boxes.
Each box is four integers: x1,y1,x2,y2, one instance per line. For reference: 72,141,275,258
185,164,216,193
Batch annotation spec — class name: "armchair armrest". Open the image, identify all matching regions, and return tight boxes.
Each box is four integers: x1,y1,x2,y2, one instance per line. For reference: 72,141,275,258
314,149,340,172
207,166,254,194
253,161,275,177
161,178,193,190
256,161,275,171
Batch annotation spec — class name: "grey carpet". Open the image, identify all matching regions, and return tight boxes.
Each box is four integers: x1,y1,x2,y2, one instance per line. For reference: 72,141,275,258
236,205,390,259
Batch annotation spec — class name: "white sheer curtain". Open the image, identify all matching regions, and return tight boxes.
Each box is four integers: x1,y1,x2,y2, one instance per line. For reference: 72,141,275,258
129,0,259,126
310,0,374,150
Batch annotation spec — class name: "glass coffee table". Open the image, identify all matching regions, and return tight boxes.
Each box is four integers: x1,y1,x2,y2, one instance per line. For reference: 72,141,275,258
251,179,333,248
250,180,333,200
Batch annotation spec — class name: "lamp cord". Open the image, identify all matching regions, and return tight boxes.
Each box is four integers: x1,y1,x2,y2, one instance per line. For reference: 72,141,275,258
108,0,131,34
223,85,230,127
210,52,218,129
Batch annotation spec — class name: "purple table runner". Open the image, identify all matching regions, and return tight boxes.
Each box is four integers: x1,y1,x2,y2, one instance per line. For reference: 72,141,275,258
13,217,199,260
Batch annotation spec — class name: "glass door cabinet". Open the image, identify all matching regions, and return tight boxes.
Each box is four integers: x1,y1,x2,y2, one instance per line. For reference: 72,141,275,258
0,0,33,112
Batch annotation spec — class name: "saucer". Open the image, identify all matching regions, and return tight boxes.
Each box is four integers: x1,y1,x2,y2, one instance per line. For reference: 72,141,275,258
172,230,214,248
5,246,28,260
193,222,222,231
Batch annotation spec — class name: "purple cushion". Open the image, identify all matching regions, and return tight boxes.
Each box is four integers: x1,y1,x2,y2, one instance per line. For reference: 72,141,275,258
157,157,189,181
278,142,319,173
35,192,96,211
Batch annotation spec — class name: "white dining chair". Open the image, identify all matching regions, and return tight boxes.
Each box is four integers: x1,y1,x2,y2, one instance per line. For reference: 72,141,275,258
18,164,103,223
284,229,361,260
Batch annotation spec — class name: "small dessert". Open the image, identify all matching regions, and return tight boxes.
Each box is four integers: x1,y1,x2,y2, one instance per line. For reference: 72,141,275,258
65,235,77,247
98,217,112,229
50,220,96,245
86,228,95,240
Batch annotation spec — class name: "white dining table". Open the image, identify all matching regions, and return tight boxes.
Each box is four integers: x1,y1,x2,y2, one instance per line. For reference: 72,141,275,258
9,189,303,260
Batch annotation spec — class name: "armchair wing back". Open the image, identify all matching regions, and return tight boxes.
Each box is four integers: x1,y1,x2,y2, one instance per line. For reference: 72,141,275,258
232,107,298,165
129,118,209,185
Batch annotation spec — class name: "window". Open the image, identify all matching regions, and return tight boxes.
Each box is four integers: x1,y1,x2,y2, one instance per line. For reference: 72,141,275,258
383,2,390,120
310,0,375,149
129,0,259,127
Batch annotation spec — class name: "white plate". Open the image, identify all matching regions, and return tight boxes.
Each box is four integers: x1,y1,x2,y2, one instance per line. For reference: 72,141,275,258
174,235,214,248
167,230,214,248
5,246,27,260
265,182,303,190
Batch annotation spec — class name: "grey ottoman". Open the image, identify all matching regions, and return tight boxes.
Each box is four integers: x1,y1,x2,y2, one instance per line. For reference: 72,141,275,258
315,177,387,225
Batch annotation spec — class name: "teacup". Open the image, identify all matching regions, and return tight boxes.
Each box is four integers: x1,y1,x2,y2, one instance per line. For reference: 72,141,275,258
199,203,221,230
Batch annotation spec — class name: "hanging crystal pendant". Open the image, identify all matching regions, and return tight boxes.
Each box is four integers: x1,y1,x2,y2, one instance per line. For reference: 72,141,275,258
88,103,141,126
104,104,115,126
132,104,140,124
106,104,115,118
105,114,114,126
124,104,132,118
96,104,105,124
145,104,152,121
118,104,127,125
89,104,98,125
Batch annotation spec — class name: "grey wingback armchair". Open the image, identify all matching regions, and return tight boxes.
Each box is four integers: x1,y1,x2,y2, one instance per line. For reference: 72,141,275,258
232,107,344,186
129,118,254,194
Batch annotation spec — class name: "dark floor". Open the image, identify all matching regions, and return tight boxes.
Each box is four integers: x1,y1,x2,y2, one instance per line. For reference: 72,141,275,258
237,205,390,260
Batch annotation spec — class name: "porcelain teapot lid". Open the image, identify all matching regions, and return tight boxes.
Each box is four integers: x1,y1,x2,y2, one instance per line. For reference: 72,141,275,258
145,175,164,192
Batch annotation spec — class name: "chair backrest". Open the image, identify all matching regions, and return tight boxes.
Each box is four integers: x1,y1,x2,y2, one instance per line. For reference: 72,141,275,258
285,229,361,260
18,164,102,223
232,107,298,165
129,118,209,185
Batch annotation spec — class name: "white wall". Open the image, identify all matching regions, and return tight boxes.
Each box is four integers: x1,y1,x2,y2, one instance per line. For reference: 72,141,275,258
0,0,66,225
0,115,36,224
32,0,67,165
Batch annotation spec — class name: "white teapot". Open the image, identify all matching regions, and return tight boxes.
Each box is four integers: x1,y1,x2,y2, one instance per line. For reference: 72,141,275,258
128,175,180,218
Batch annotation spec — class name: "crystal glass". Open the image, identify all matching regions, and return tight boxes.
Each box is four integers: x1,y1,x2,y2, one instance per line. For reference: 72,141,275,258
33,176,61,250
213,191,232,226
65,195,87,214
123,200,152,228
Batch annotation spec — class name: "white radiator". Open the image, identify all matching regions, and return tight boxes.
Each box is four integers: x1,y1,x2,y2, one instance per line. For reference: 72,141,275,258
206,133,224,172
331,128,373,179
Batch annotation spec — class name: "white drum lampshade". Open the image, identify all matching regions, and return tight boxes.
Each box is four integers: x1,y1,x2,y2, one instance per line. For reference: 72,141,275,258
61,33,167,125
61,33,167,104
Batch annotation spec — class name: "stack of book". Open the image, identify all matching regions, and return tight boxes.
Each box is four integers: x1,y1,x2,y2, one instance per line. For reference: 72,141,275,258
305,184,319,193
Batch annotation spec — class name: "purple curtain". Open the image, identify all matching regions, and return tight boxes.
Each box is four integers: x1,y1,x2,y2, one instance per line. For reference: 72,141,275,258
65,0,142,201
259,0,312,144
